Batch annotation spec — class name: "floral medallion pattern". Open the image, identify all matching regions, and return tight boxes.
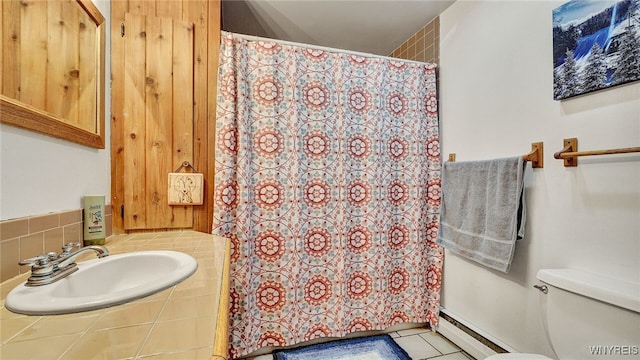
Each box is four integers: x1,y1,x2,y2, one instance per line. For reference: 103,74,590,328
214,32,442,358
304,323,332,342
296,122,339,169
301,226,333,259
341,78,381,123
254,229,286,262
347,224,373,254
217,123,239,157
347,270,374,300
345,129,377,167
348,135,370,159
388,223,410,251
254,179,285,210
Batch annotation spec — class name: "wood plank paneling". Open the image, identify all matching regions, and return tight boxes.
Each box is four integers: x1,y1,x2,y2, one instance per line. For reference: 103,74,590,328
171,18,195,227
189,0,212,233
2,0,99,134
110,0,128,233
111,0,219,234
47,1,80,126
144,15,173,228
19,0,47,109
2,0,21,99
121,11,195,230
0,1,2,96
128,0,155,16
156,1,181,19
78,4,98,133
123,12,147,229
201,0,221,234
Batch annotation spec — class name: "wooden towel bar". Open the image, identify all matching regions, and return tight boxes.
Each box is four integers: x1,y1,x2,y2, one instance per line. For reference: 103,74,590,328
553,138,640,167
448,142,544,168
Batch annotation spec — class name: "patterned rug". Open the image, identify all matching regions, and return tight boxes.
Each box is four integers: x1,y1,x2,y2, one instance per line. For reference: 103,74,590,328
272,334,412,360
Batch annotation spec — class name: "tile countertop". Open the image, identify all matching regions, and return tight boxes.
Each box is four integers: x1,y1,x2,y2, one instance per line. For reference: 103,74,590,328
0,231,231,360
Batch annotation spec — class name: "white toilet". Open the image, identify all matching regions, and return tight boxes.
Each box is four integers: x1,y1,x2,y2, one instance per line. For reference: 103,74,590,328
485,268,640,360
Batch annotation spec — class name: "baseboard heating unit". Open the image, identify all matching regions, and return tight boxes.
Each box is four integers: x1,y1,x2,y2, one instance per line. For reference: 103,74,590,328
436,309,511,360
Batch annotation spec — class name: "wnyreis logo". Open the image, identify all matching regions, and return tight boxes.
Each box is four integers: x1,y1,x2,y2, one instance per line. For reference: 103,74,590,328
589,345,639,356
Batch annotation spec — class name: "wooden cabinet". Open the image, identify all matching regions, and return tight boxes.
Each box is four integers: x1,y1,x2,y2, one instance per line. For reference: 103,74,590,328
1,0,106,148
111,0,220,233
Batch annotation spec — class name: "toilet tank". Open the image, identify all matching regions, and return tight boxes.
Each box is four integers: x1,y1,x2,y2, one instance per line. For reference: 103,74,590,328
537,269,640,360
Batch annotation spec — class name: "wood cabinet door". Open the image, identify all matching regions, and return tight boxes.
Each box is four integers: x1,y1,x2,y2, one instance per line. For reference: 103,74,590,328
123,12,194,230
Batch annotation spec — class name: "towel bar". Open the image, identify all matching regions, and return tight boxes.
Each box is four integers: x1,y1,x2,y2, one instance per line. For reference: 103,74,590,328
447,142,544,168
553,138,640,167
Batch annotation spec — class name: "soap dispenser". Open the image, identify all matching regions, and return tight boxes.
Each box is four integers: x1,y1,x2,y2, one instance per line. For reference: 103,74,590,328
83,195,106,245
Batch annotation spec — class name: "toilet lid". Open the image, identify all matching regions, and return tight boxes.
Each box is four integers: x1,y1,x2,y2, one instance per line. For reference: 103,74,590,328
485,354,553,360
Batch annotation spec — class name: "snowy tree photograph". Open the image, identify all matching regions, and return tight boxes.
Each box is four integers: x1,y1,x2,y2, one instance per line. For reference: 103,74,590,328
553,0,640,100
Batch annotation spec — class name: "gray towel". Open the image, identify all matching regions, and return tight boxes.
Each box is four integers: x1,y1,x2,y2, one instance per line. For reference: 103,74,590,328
436,156,526,273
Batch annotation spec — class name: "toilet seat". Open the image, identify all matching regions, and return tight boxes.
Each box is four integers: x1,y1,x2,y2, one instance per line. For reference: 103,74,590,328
485,354,553,360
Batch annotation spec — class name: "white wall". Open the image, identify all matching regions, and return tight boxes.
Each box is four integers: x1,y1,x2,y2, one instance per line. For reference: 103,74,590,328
439,0,639,356
0,0,111,221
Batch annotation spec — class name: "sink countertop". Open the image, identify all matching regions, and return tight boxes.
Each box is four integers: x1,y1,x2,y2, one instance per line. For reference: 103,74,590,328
0,231,231,360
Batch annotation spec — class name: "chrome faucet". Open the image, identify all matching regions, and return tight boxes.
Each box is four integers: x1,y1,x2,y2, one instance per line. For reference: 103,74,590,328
18,242,109,286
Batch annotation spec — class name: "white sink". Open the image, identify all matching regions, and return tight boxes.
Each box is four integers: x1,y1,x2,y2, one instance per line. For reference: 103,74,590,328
5,250,198,315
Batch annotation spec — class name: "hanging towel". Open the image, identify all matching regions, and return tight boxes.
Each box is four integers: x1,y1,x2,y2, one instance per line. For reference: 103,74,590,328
436,156,526,273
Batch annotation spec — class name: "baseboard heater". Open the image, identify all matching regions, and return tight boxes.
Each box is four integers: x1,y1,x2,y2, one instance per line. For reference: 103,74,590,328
436,309,510,360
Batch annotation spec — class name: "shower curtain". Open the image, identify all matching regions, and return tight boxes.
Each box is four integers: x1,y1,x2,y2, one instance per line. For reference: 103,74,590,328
212,31,443,358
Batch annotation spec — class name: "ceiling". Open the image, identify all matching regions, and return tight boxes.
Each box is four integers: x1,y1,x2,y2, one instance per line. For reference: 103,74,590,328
221,0,455,56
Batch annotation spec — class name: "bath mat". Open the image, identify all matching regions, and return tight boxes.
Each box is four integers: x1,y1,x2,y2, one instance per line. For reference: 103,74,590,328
272,334,412,360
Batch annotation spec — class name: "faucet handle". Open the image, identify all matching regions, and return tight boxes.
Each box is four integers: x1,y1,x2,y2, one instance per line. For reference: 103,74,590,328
18,255,49,266
61,242,81,255
18,255,54,276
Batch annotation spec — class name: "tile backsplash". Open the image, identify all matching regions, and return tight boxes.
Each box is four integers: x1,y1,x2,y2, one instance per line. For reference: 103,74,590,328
0,206,112,282
389,16,440,64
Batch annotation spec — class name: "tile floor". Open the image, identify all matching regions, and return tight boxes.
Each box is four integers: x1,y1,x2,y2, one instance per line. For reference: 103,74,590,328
240,327,476,360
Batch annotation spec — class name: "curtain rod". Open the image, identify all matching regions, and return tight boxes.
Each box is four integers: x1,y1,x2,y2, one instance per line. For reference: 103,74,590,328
224,31,436,67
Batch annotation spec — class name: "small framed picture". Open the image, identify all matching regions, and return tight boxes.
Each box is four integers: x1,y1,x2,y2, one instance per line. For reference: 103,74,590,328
168,173,204,205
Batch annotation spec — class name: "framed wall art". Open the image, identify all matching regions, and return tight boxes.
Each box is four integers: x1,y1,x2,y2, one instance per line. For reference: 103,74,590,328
552,0,640,100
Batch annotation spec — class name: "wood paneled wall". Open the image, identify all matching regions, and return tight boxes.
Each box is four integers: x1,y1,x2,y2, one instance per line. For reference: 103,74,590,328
2,0,98,132
111,0,220,234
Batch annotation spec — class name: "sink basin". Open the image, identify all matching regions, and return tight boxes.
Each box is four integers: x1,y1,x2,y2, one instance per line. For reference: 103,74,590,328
5,250,198,315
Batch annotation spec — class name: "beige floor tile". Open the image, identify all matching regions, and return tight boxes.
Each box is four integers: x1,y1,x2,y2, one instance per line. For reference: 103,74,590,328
171,279,217,298
137,346,214,359
139,316,216,355
11,312,101,342
90,300,165,331
136,287,174,304
62,324,153,360
432,352,475,360
128,233,163,241
394,334,441,359
153,243,194,255
0,275,29,300
157,294,217,321
0,316,38,344
396,327,431,337
190,264,224,279
107,242,149,254
420,331,460,354
0,334,78,360
191,264,221,280
193,254,224,265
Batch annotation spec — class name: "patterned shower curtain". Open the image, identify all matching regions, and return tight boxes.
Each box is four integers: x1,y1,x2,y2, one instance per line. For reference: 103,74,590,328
213,31,443,358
